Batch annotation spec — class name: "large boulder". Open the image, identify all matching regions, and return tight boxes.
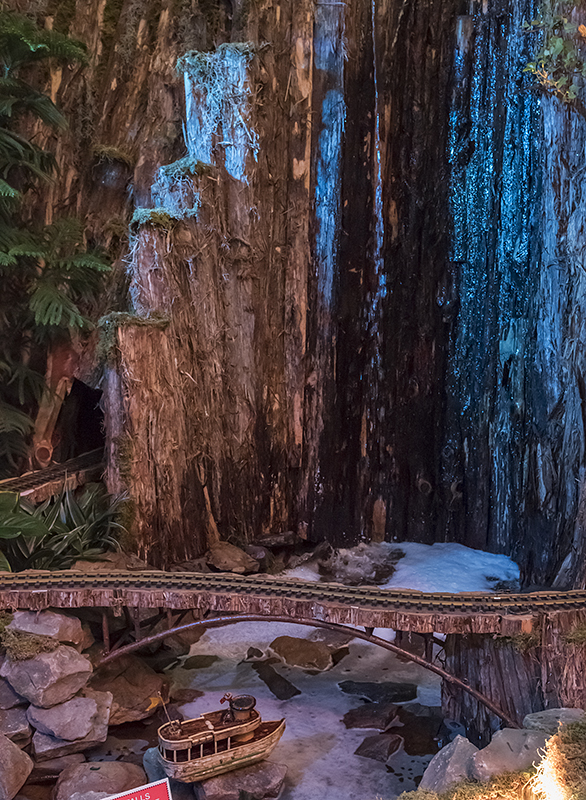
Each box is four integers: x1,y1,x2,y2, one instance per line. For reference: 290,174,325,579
0,646,92,708
0,733,33,800
522,708,586,735
419,735,479,792
7,611,84,648
90,655,165,725
53,762,147,800
0,707,31,745
32,688,112,760
193,761,287,800
0,677,25,710
470,728,550,781
27,695,98,741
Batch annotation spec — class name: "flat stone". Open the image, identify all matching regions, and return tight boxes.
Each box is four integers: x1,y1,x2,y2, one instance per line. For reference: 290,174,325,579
89,654,165,725
338,680,417,704
71,552,148,571
250,660,301,700
396,706,444,756
354,732,404,762
269,636,333,671
0,645,92,708
470,728,550,781
419,735,479,792
343,702,399,730
0,678,26,710
205,542,259,574
0,733,33,800
0,707,31,745
53,762,147,800
522,708,586,735
27,696,98,740
182,655,220,670
170,687,204,704
29,754,86,781
32,689,112,760
8,612,84,648
193,761,287,800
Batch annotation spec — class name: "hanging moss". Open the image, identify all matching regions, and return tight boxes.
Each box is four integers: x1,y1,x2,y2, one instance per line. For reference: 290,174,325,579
97,311,170,364
495,630,541,653
177,41,255,78
130,207,181,229
157,155,214,180
93,144,135,168
563,623,586,645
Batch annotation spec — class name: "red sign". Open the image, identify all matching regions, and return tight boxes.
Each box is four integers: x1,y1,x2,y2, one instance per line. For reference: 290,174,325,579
101,779,172,800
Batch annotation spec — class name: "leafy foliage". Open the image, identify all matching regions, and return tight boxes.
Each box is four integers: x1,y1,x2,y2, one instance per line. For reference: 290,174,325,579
524,2,586,103
0,484,125,572
0,12,109,475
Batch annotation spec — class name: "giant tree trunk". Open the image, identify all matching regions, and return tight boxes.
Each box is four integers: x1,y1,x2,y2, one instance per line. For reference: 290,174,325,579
9,0,586,578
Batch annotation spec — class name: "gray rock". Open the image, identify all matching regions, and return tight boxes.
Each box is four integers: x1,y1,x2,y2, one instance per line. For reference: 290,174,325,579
32,689,112,760
27,696,98,740
8,611,84,647
250,661,301,700
143,748,195,800
0,678,26,710
0,645,92,708
0,707,31,745
419,735,479,792
29,753,86,781
0,733,33,800
354,732,404,762
522,708,586,735
470,728,550,781
89,654,165,724
338,680,417,704
193,761,287,800
53,762,147,800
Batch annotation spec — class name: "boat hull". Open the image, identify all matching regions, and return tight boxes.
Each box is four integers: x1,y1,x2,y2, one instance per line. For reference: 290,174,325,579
158,719,286,783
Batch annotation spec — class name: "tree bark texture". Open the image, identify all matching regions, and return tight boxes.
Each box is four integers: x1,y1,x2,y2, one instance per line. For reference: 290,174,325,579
443,610,586,745
7,0,586,578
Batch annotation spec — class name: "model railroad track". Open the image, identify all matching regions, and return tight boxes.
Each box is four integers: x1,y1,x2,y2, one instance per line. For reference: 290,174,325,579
0,449,104,503
1,570,585,634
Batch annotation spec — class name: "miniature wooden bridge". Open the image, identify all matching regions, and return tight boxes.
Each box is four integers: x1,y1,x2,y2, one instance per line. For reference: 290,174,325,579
1,569,583,635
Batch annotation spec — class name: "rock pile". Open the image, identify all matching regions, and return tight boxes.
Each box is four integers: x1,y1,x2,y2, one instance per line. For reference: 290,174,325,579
415,707,586,795
0,611,111,800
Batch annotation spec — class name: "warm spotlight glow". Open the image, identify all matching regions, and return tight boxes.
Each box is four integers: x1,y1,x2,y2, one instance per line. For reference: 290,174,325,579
530,741,571,800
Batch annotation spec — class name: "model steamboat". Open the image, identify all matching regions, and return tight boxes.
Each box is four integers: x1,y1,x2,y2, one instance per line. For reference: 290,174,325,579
157,694,285,782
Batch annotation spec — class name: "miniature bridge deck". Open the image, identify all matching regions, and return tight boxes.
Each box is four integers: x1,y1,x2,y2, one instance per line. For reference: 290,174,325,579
0,449,104,504
1,570,584,634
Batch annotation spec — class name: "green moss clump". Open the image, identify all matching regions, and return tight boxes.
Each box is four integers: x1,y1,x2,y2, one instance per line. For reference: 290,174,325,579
93,144,135,168
1,628,59,661
563,623,586,645
396,770,533,800
495,631,541,653
97,311,170,364
0,612,13,637
130,207,180,229
157,156,214,181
